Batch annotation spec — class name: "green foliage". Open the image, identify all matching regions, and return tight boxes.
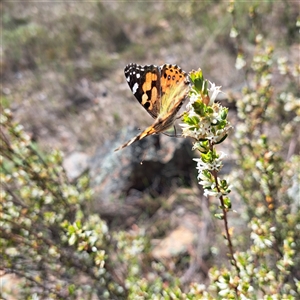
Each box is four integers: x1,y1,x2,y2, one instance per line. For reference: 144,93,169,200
0,108,124,299
203,1,300,298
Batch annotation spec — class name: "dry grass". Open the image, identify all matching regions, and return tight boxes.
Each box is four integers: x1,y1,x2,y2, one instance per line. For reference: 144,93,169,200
2,1,298,155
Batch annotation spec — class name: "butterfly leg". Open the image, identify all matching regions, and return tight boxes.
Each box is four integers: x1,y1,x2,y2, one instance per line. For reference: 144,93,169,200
176,112,185,120
162,125,180,138
162,132,174,137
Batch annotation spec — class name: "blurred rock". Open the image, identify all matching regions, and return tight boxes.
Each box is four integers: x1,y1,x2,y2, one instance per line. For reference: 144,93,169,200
150,201,212,260
88,127,196,221
152,225,195,260
63,152,89,181
0,271,21,299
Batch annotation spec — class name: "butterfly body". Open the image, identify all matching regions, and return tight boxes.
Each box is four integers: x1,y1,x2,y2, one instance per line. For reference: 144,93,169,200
115,63,190,151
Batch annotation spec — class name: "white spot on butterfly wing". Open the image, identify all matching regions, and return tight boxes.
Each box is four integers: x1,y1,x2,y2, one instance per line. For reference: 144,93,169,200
132,82,139,94
136,73,140,79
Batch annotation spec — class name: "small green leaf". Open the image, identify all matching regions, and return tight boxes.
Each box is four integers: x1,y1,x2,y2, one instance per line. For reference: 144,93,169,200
223,197,232,209
68,284,76,295
68,233,77,245
221,108,228,120
192,101,206,116
214,213,224,220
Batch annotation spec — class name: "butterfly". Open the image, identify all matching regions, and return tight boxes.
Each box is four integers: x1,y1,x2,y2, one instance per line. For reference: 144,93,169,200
114,63,190,151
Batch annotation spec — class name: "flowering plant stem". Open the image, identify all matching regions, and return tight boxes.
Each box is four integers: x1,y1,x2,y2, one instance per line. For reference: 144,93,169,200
211,166,238,273
181,69,240,289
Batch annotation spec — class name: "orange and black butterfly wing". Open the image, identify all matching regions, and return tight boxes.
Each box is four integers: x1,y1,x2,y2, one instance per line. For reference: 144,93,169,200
124,63,161,119
159,64,189,117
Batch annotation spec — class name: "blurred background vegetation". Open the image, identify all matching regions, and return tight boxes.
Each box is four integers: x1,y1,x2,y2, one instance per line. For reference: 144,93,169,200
1,0,299,299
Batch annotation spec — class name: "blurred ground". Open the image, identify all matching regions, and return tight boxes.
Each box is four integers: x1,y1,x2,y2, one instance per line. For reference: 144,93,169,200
3,1,298,155
3,1,244,154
